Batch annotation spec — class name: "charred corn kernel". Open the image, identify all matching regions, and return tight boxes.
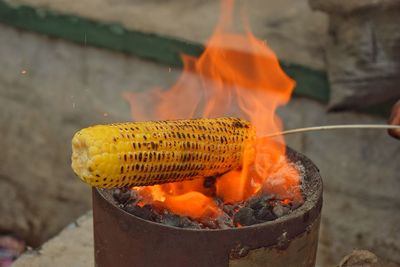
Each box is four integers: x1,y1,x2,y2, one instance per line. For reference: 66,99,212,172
71,117,255,188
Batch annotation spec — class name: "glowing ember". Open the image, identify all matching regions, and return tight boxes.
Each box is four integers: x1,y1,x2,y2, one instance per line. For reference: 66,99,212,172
124,0,301,220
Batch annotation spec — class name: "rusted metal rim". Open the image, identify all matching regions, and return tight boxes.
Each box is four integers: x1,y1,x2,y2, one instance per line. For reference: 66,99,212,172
93,146,323,267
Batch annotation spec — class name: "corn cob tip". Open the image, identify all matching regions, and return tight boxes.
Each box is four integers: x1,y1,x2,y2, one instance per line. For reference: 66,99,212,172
71,125,121,187
71,130,90,183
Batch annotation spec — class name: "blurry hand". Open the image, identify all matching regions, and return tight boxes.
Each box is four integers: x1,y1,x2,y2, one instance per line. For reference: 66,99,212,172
388,100,400,139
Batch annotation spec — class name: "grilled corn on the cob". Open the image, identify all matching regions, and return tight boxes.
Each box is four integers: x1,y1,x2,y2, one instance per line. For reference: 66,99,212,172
71,117,255,188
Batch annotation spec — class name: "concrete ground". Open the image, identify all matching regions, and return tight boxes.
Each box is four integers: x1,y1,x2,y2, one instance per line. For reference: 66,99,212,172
12,212,94,267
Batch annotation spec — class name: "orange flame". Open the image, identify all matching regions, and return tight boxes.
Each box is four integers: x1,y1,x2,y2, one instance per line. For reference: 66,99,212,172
125,0,301,220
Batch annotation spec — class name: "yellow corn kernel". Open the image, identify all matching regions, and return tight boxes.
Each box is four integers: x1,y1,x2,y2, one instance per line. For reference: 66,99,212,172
71,117,255,188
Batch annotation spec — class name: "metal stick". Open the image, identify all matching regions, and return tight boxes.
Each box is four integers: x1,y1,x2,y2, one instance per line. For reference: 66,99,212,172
265,124,400,138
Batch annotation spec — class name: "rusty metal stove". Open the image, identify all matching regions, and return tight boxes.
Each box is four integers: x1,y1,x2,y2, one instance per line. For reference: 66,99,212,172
92,147,322,267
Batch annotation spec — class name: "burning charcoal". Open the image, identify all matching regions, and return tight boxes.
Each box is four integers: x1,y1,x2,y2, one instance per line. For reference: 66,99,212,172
255,206,276,222
203,176,217,188
272,204,290,218
233,207,258,226
117,188,301,229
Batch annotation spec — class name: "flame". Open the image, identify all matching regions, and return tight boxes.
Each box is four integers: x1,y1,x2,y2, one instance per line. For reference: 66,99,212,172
124,0,301,220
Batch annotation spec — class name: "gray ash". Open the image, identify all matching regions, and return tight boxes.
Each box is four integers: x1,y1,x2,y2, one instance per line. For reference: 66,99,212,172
112,186,303,229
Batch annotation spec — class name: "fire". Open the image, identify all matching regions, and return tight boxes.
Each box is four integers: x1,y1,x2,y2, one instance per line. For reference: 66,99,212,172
124,0,301,220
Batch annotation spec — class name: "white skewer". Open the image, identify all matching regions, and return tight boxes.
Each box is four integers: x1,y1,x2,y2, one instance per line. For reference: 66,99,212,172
265,124,400,138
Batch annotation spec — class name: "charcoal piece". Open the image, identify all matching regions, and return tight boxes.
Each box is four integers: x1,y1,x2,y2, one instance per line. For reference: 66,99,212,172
222,204,236,217
247,196,265,211
162,213,184,227
124,204,158,221
200,218,219,229
203,176,217,188
214,197,225,206
215,213,234,229
272,204,290,218
179,217,198,228
178,216,200,228
233,207,258,226
162,213,199,228
247,195,274,211
112,188,132,204
255,206,276,222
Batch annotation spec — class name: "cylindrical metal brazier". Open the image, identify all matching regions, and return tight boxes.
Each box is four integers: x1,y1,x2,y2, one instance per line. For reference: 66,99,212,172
92,147,323,267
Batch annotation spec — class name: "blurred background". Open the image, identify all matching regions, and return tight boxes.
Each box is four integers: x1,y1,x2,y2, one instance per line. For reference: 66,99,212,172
0,0,399,266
